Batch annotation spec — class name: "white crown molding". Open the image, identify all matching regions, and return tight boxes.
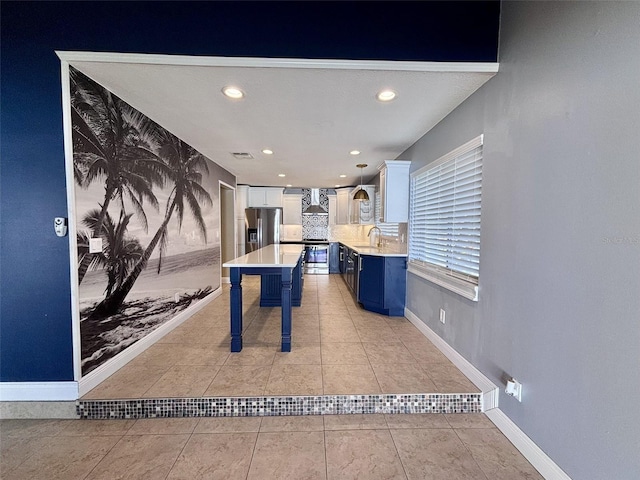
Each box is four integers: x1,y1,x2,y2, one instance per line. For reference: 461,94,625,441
55,51,499,73
0,382,78,401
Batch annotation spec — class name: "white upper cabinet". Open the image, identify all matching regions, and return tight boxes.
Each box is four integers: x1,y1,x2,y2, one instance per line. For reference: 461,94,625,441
236,185,249,219
335,188,351,225
328,194,337,225
377,161,411,223
248,187,283,207
235,185,249,256
283,194,302,224
349,185,376,224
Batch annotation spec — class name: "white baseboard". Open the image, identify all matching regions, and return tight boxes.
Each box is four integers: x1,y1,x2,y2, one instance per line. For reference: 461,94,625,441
79,287,222,397
404,307,569,480
0,382,78,401
485,408,572,480
404,308,498,410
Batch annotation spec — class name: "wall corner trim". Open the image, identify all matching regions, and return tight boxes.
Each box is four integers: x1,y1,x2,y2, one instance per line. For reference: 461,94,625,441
404,307,498,410
0,382,79,401
485,408,573,480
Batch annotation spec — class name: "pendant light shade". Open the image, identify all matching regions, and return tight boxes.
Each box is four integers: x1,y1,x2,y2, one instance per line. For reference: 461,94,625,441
354,163,369,201
354,188,369,200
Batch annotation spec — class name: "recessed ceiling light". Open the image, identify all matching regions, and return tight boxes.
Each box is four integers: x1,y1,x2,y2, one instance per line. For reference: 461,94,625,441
262,149,273,155
335,184,341,188
376,89,396,102
286,184,292,187
222,86,244,99
350,150,361,156
339,174,346,178
278,174,286,177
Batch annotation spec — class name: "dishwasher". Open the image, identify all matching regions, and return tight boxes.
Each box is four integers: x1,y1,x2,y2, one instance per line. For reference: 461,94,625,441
346,250,359,300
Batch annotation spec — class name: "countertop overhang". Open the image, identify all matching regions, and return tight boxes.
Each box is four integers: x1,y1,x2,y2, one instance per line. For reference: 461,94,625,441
223,244,304,268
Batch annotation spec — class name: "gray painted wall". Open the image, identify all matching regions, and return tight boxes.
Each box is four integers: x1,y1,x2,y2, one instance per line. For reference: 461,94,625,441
402,2,640,478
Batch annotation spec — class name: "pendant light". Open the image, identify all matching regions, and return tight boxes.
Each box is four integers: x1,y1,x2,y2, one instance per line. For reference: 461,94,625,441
354,164,369,200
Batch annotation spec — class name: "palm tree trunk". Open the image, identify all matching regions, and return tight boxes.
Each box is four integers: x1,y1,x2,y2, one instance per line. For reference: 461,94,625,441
90,201,176,317
77,189,114,284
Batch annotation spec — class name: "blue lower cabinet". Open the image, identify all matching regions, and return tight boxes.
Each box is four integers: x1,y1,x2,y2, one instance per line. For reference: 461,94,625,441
260,256,303,307
358,255,407,316
329,242,340,274
339,245,347,275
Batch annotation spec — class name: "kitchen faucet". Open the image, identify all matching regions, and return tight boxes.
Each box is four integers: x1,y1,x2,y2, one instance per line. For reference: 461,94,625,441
367,226,382,248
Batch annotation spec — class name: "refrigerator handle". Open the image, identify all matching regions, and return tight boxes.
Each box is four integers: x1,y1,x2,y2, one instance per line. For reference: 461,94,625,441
258,218,263,248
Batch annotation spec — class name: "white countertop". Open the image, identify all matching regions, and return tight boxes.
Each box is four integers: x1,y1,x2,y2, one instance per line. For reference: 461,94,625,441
223,244,304,268
338,240,408,257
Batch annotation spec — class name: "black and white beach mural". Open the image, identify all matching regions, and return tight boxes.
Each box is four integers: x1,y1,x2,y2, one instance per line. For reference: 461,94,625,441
70,66,233,376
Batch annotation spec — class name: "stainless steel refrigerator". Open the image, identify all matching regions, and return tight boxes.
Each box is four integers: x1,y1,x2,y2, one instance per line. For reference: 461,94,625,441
245,208,283,252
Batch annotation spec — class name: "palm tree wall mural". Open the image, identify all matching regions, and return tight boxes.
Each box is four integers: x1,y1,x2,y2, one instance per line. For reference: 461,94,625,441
71,68,164,285
70,67,233,375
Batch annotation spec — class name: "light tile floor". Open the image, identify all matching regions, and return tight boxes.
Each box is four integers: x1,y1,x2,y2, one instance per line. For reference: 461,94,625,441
2,275,543,478
83,274,480,399
1,413,543,479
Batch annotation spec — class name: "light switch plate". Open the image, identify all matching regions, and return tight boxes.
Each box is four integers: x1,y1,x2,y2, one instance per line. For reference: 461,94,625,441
89,237,103,253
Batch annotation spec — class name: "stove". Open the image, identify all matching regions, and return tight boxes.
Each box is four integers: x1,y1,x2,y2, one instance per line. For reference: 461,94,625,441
302,242,329,275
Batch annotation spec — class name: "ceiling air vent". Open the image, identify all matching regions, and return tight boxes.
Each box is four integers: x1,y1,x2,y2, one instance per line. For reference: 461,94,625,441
231,152,254,160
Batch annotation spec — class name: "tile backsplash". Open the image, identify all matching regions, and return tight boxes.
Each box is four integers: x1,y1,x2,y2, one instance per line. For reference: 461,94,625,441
302,214,329,240
281,225,302,241
328,224,374,242
282,223,408,244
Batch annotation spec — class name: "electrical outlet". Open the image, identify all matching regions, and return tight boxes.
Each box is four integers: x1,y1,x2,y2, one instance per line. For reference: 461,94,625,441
505,378,523,402
439,308,446,324
89,237,102,253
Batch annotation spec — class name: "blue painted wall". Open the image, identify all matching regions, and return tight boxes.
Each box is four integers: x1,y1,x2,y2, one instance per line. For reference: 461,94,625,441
0,1,499,382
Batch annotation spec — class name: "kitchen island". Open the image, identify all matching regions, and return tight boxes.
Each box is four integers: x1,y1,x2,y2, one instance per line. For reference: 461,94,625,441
223,244,304,353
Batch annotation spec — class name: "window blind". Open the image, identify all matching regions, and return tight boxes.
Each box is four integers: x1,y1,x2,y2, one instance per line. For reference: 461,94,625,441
374,192,399,237
409,136,483,286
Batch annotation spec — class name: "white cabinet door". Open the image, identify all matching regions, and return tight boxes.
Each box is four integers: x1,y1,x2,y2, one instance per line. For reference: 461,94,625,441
248,187,283,207
377,161,411,223
264,187,283,207
283,194,302,224
236,217,246,256
336,188,351,225
328,194,337,225
236,185,249,219
248,187,265,207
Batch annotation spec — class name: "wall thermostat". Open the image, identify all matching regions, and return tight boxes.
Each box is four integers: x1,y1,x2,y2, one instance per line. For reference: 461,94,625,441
54,217,68,237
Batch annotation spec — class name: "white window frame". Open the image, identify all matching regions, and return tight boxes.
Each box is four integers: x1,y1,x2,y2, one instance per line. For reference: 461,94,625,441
408,135,483,301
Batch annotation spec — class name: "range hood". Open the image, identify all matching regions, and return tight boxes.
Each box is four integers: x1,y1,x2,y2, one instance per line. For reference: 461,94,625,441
303,188,328,215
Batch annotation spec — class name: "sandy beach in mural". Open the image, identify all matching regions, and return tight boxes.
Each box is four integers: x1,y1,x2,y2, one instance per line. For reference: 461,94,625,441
80,247,222,375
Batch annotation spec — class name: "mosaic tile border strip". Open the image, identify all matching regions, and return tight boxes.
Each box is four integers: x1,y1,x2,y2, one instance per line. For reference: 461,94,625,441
77,393,482,419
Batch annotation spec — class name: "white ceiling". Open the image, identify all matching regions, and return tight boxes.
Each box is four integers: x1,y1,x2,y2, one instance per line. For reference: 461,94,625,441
64,53,497,188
